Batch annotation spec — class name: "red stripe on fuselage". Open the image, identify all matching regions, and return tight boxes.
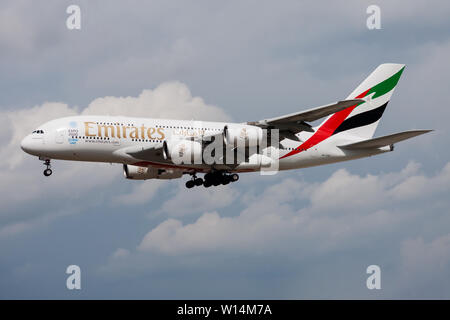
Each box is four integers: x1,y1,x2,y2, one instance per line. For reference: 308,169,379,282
280,89,370,159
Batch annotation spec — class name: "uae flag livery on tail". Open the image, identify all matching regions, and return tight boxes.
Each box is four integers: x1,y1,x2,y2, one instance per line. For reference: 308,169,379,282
280,64,405,159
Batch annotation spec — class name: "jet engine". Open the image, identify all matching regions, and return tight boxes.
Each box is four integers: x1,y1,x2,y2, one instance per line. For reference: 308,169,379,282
123,165,182,180
223,124,263,147
235,154,275,170
162,139,203,164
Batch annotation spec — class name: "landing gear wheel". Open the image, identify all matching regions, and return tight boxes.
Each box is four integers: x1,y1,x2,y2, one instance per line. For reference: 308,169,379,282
186,174,204,189
203,172,239,187
185,180,195,188
203,180,212,188
42,159,52,176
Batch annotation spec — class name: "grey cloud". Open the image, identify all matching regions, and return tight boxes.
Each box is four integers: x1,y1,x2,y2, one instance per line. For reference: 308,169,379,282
121,162,449,256
98,161,450,298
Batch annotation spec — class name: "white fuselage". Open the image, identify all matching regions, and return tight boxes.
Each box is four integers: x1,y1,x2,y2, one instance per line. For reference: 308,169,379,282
21,115,390,174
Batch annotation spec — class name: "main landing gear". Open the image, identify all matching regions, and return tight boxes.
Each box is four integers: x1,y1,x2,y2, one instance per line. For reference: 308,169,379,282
185,172,239,189
43,159,52,177
203,172,239,188
185,174,204,189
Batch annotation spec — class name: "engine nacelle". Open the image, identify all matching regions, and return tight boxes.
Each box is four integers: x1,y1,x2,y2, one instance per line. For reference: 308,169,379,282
123,164,182,180
163,139,203,164
236,154,275,170
223,124,263,147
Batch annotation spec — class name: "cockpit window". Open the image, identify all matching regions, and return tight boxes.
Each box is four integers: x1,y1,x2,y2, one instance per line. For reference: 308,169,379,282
32,130,44,134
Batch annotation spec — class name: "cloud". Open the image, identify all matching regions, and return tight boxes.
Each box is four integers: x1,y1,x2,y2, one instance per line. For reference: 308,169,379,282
82,82,230,122
137,212,239,254
0,102,78,168
401,234,450,275
112,248,131,259
390,162,450,200
95,160,450,298
159,182,238,217
395,233,450,298
133,161,450,256
113,180,165,206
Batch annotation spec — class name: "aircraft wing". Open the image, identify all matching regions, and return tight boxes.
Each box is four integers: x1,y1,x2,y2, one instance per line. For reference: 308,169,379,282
249,99,364,129
338,130,432,150
247,99,364,141
114,145,166,162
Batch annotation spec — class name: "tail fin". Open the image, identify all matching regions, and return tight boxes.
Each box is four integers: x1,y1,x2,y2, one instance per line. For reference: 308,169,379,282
318,63,405,141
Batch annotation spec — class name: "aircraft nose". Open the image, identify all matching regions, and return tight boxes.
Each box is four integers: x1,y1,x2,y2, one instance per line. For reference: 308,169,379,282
21,135,32,153
21,135,41,155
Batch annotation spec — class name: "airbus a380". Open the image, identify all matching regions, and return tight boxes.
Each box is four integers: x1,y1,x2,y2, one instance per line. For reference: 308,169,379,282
21,64,431,189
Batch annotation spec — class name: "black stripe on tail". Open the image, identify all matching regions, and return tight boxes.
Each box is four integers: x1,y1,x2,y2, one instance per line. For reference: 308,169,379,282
332,102,388,136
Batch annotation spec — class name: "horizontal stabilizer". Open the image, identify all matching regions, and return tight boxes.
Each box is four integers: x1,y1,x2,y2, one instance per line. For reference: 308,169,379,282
338,130,432,150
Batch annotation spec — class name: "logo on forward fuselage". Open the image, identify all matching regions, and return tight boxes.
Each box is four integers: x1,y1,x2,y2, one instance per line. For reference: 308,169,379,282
68,121,79,144
84,122,165,140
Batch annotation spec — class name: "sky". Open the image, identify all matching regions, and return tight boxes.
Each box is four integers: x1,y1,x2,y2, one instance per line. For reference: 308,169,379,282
1,0,450,299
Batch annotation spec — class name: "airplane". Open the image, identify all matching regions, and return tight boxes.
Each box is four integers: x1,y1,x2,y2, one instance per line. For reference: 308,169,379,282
21,63,431,189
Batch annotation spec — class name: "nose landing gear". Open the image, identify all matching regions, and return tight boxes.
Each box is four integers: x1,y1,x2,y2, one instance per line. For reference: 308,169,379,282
43,159,52,177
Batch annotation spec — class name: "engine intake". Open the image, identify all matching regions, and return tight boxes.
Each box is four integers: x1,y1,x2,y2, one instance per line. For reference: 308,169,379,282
163,139,203,164
223,124,263,147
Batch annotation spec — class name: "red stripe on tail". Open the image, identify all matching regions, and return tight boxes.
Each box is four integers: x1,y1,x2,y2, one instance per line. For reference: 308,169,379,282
280,89,370,159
